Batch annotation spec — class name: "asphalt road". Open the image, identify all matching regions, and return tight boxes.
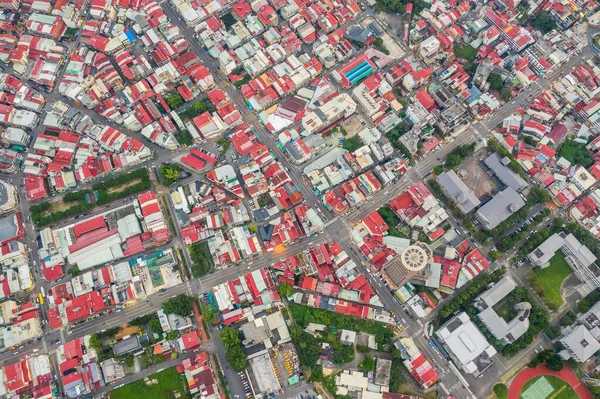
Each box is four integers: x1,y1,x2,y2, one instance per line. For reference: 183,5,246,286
1,5,596,399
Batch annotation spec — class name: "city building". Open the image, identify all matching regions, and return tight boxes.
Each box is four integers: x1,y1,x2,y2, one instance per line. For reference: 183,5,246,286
527,232,598,286
382,243,432,289
0,180,17,214
436,171,480,214
560,325,600,363
436,312,497,376
475,188,525,231
474,276,531,344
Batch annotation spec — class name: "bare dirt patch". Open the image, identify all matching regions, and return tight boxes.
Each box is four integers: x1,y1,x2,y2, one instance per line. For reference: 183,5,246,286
457,157,497,199
106,178,142,195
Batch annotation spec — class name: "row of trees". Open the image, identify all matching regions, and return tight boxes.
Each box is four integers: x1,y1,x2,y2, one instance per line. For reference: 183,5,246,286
437,267,506,321
529,349,563,371
496,209,552,252
488,138,524,174
289,303,393,346
220,327,248,371
577,289,600,313
189,241,215,278
31,168,151,227
30,201,93,227
372,37,389,55
444,142,476,169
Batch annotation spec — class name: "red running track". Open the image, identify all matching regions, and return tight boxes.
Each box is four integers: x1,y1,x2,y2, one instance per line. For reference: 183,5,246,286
507,365,593,399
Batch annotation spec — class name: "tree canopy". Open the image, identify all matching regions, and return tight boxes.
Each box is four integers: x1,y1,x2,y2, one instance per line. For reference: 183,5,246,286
89,334,101,350
165,92,185,109
159,163,181,186
278,282,294,297
530,11,557,34
453,44,478,62
162,294,194,317
558,139,594,168
487,73,504,91
219,327,241,348
225,345,248,371
360,354,375,372
200,305,217,324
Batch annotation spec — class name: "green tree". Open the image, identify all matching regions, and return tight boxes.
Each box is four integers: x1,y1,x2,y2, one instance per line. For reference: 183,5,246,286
559,311,576,326
530,11,557,34
68,265,79,277
391,348,402,359
225,345,248,371
552,217,564,230
546,325,562,340
489,250,500,261
360,354,375,372
125,355,134,367
150,317,163,334
200,305,217,324
453,43,478,61
159,163,181,185
558,139,594,168
167,331,179,341
373,37,389,55
333,341,355,364
343,136,364,152
220,327,241,348
165,93,185,109
494,384,508,399
89,334,101,350
501,88,513,102
278,282,294,298
290,326,321,366
248,224,257,233
545,353,564,371
433,165,444,175
162,294,194,317
487,73,504,91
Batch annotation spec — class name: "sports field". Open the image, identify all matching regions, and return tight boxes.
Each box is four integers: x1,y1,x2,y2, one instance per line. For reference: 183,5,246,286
520,375,579,399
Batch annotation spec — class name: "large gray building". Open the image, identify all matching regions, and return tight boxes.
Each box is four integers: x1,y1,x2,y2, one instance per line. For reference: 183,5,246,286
436,170,481,214
474,276,531,344
484,152,528,192
475,187,525,230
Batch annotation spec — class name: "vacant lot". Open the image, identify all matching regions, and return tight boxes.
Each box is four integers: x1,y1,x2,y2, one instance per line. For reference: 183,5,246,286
458,157,497,199
531,252,572,310
110,367,188,399
558,139,594,168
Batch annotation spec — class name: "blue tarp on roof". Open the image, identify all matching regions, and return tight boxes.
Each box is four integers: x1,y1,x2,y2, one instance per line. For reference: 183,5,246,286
125,30,136,43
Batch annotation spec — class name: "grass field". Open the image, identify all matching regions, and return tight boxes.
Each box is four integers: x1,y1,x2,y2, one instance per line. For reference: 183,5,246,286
520,375,579,399
110,367,188,399
533,252,572,310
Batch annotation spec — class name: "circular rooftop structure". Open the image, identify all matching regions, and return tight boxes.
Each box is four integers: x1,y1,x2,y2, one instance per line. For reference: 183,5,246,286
400,244,429,272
